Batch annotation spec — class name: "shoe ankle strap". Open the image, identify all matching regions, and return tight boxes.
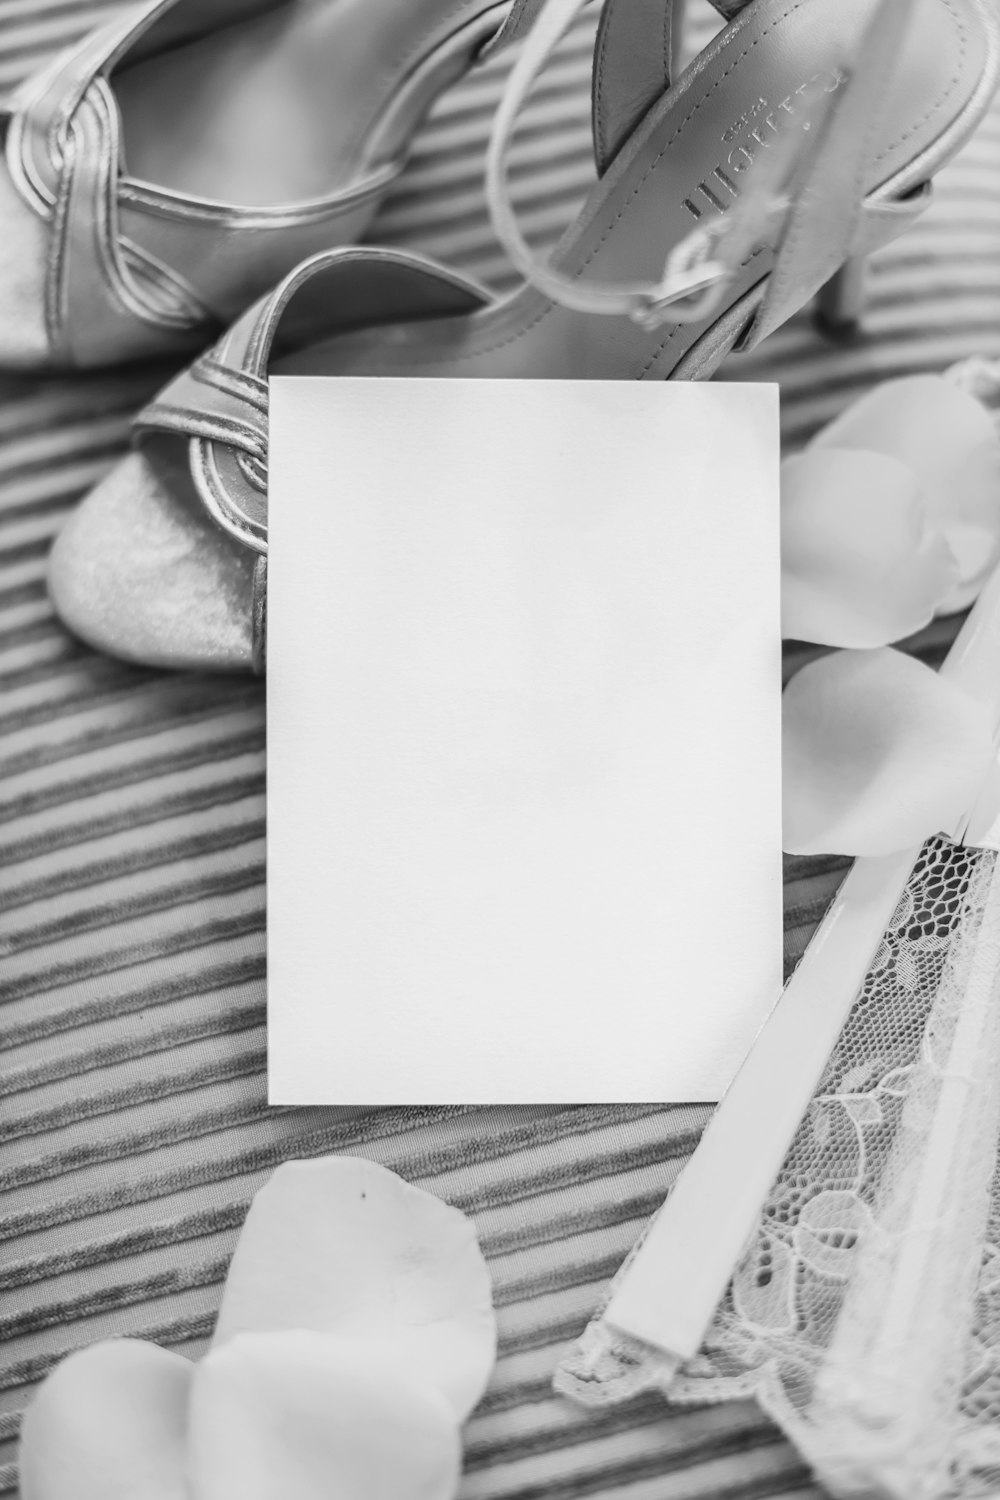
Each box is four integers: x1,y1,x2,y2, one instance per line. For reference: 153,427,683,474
483,0,751,55
485,0,753,175
485,0,925,335
485,0,833,331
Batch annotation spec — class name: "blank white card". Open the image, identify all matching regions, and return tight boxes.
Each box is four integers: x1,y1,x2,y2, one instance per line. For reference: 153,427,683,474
267,379,782,1105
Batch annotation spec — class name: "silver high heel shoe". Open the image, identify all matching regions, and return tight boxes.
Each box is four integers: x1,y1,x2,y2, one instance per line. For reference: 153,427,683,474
48,0,1000,671
0,0,516,369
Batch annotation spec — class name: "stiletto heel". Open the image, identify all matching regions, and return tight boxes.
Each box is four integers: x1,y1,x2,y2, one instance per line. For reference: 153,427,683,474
815,253,869,338
49,0,1000,671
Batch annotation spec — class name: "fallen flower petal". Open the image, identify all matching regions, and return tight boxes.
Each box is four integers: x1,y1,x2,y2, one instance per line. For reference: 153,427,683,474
812,374,1000,517
782,647,996,856
812,374,1000,604
781,448,957,646
19,1340,191,1500
19,1158,495,1500
211,1157,496,1421
188,1330,460,1500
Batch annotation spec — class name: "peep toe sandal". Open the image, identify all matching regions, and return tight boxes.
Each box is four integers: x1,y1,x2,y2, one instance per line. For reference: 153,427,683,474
49,0,1000,671
0,0,514,369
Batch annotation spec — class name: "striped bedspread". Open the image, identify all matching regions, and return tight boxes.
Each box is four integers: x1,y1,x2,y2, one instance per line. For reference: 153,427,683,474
1,1,999,1496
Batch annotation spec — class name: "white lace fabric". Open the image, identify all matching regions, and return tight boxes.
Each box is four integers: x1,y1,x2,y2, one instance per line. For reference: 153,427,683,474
561,840,1000,1499
559,362,1000,1500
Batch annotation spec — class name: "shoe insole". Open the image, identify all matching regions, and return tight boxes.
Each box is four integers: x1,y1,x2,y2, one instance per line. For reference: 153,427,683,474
274,0,983,381
114,0,494,207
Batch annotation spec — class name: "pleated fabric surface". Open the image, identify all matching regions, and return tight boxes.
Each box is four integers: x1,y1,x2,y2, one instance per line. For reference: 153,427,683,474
1,1,999,1496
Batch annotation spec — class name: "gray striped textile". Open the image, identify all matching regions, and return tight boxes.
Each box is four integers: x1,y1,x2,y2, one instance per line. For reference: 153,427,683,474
1,2,999,1497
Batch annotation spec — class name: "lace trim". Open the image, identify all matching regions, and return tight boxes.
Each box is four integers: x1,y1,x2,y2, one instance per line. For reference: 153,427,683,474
558,355,1000,1500
562,837,1000,1499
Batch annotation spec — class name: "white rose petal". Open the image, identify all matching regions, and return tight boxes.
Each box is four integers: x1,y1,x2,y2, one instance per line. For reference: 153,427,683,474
782,647,996,856
189,1331,460,1500
812,374,999,515
781,448,957,646
812,374,1000,599
931,513,1000,614
19,1340,191,1500
211,1157,496,1421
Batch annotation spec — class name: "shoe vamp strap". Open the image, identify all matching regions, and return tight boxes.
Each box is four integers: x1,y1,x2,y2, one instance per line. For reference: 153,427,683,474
135,247,492,556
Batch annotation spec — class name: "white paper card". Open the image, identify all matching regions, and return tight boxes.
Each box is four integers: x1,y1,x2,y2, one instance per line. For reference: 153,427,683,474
267,378,782,1105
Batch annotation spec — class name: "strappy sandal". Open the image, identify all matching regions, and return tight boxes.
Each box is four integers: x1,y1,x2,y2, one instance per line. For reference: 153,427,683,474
0,0,514,369
49,0,1000,671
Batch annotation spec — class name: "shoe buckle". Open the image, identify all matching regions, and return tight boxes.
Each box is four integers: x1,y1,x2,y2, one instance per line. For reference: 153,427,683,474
630,228,731,332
